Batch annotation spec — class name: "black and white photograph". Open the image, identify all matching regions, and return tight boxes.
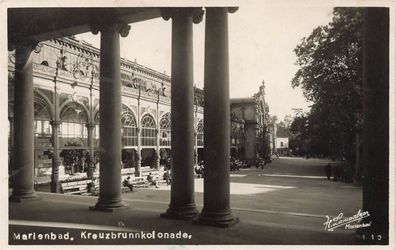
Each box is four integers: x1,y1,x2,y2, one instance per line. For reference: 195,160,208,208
1,0,395,248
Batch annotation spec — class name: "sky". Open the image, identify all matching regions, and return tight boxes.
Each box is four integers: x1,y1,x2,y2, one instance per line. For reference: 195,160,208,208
76,2,334,121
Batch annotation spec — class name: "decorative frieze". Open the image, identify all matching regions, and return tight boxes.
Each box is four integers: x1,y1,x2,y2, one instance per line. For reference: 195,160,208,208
33,63,57,75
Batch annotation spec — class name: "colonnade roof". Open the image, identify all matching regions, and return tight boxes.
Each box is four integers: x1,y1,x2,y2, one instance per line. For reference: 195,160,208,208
8,7,162,45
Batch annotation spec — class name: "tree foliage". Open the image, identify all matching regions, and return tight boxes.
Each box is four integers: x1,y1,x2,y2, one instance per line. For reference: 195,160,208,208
291,8,363,159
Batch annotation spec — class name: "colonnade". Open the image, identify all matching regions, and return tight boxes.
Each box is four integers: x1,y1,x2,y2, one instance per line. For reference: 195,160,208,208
10,7,239,227
10,7,390,234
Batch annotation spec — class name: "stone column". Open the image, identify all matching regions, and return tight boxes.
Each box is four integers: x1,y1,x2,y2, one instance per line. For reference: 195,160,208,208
136,128,142,176
160,8,203,220
86,123,95,178
90,21,130,211
156,129,160,170
8,116,14,188
10,41,37,202
50,120,61,193
196,7,238,227
136,98,142,177
194,131,198,165
359,8,389,244
156,100,161,170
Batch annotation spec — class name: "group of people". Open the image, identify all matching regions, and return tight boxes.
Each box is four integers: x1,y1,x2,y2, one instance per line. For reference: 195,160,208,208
195,161,204,178
122,170,173,191
325,162,353,182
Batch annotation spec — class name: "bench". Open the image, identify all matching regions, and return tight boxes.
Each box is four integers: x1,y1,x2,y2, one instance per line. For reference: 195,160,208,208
129,176,150,188
61,179,92,195
152,174,169,186
121,168,135,175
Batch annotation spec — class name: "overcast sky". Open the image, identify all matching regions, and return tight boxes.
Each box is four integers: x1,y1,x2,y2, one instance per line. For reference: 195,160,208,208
76,2,334,121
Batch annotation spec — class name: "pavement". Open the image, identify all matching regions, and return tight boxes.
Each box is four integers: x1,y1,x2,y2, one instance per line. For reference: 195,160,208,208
9,157,364,246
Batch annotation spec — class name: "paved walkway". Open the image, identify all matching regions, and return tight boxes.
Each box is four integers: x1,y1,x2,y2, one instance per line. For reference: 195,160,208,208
9,157,363,245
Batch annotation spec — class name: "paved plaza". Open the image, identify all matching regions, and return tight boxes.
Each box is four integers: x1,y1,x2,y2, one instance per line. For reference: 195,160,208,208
9,157,362,245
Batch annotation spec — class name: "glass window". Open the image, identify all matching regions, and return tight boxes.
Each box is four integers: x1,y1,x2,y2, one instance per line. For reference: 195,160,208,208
121,105,138,147
34,93,52,147
60,102,88,147
197,119,204,147
141,114,156,146
160,113,171,146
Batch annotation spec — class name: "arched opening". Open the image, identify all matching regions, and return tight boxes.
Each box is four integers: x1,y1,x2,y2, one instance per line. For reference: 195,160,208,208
121,105,138,169
33,93,53,178
60,102,88,147
59,102,89,175
159,112,171,146
141,114,156,146
121,105,138,147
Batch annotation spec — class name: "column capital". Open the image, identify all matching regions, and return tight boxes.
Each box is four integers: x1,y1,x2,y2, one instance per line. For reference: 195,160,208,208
161,7,204,24
50,120,61,127
86,123,96,129
8,38,39,52
91,21,131,38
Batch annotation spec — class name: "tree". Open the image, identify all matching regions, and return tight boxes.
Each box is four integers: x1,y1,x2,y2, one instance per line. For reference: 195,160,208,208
291,8,363,160
289,115,308,156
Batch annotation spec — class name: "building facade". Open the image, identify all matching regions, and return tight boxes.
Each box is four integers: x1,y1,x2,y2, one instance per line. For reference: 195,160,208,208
230,81,274,165
8,37,204,180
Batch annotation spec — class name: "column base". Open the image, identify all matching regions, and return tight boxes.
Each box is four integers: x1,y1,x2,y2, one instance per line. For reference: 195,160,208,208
9,192,40,203
195,209,239,228
90,198,126,212
161,203,199,220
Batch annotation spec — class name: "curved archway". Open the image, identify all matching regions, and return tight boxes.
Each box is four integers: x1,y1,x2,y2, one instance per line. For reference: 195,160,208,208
121,104,138,147
60,102,89,147
159,112,171,146
141,113,156,147
59,99,90,121
197,119,204,147
35,89,54,119
34,92,53,138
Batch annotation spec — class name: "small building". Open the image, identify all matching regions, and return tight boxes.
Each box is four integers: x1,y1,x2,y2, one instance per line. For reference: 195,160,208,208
276,129,289,156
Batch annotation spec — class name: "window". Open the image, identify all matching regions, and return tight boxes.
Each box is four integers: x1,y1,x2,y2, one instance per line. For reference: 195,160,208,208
197,119,204,147
159,113,171,146
60,102,88,147
121,105,138,147
34,93,52,147
141,114,156,146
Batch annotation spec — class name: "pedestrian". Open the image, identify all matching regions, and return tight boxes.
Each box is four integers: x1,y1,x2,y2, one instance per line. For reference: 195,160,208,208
258,158,264,176
325,163,332,180
255,158,261,172
123,176,134,191
147,172,159,188
163,169,171,185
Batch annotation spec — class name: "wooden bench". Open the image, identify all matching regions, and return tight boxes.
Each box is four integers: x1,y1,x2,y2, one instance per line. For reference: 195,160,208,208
121,168,135,176
129,176,150,188
61,179,92,195
152,174,169,186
